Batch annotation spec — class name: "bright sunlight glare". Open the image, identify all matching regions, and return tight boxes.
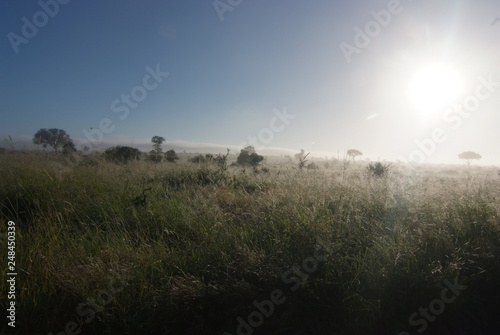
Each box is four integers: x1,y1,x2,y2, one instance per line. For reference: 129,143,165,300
408,63,464,117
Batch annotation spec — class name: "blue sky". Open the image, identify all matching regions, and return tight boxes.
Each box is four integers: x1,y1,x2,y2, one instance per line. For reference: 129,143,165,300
1,0,500,165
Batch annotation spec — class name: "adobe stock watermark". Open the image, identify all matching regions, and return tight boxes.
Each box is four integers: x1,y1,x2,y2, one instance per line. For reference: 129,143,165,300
238,107,295,152
47,270,134,335
399,74,499,167
7,0,71,54
223,238,339,335
398,276,467,334
213,0,243,22
82,64,169,148
340,0,407,64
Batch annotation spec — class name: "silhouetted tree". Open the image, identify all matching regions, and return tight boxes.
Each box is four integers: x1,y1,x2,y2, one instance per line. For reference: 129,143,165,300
149,136,165,162
33,128,73,154
458,151,481,166
347,149,363,161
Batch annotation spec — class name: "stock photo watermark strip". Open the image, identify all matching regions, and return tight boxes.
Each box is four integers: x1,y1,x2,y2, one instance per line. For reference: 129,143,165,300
6,221,17,328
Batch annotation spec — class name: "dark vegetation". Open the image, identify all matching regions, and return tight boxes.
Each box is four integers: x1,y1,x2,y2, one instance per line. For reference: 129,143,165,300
0,142,499,334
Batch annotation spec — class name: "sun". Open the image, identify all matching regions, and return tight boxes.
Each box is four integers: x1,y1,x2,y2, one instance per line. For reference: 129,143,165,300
408,63,464,117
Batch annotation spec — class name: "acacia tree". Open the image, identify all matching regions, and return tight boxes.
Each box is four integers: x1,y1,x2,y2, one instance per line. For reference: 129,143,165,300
458,151,481,166
33,128,73,154
347,149,363,161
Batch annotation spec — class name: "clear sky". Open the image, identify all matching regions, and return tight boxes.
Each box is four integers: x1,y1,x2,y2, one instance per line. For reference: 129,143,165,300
1,0,499,165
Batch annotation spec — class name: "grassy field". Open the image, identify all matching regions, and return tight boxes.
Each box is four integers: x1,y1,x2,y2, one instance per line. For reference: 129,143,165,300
1,152,500,334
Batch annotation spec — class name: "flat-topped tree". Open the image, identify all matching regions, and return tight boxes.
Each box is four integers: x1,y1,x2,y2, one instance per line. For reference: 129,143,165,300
347,149,363,161
458,151,481,166
33,128,73,154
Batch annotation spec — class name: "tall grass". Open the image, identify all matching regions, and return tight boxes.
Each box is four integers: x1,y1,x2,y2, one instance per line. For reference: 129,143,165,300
1,152,499,334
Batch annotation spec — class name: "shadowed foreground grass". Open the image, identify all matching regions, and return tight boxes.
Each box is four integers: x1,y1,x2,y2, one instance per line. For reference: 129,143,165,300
1,152,500,334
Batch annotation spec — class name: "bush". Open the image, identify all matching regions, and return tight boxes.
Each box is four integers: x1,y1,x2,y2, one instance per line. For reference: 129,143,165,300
237,147,263,166
62,142,77,156
165,149,179,163
189,150,229,171
366,161,391,177
148,150,163,163
103,146,141,164
237,151,264,166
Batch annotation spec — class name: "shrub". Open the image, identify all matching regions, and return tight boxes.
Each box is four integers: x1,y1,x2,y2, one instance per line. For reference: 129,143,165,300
103,146,141,164
366,161,391,177
189,150,229,172
298,152,310,170
237,146,264,166
213,149,230,172
148,150,163,163
62,142,77,156
165,149,179,163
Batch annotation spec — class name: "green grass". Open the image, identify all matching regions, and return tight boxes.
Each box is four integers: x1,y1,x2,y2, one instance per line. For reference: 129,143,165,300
1,152,500,334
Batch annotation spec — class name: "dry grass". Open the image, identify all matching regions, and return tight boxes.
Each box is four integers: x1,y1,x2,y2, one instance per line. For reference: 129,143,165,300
1,151,500,334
